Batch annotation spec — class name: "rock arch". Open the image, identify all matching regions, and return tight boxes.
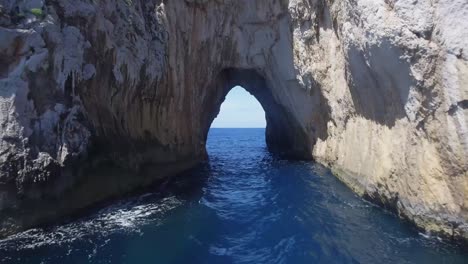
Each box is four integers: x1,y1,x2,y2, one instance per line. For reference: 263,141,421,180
0,0,334,237
202,68,315,159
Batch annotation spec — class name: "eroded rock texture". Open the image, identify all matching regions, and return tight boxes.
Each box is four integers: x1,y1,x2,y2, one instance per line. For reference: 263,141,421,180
0,0,466,241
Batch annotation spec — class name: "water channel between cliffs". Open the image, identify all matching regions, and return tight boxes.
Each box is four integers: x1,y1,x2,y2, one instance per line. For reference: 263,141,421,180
0,128,466,264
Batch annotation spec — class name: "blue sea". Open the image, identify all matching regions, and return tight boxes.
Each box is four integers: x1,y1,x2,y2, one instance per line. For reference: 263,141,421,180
0,128,466,263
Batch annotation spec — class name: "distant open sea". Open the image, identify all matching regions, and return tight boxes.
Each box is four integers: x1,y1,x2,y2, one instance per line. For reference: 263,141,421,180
0,128,466,263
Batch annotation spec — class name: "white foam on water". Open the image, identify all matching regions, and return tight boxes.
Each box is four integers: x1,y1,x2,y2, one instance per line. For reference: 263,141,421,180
0,195,183,251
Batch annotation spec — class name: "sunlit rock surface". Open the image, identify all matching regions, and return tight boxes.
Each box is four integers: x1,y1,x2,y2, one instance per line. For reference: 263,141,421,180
0,0,466,241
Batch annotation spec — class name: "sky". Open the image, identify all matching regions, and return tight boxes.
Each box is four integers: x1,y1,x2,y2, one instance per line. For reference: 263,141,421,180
211,86,266,128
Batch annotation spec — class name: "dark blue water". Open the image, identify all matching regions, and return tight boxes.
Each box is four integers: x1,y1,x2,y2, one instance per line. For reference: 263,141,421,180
0,128,466,263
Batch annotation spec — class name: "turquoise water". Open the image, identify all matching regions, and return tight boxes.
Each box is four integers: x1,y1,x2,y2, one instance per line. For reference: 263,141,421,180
0,128,466,263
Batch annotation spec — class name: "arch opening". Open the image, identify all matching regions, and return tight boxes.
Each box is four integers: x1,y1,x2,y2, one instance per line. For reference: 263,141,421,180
210,86,266,129
201,68,313,160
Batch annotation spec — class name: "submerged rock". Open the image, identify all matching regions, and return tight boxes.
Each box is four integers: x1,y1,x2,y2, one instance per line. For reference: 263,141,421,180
0,0,466,241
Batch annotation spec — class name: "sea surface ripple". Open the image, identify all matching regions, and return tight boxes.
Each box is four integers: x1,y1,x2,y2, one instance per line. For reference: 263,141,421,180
0,128,466,263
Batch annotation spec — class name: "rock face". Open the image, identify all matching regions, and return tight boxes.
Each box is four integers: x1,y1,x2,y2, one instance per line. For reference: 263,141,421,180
0,0,466,240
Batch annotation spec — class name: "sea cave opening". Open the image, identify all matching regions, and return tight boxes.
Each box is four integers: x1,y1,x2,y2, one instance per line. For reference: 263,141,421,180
202,69,313,160
207,85,268,158
210,86,266,129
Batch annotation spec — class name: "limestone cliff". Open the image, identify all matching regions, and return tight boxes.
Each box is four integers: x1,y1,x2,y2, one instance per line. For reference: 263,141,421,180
0,0,466,241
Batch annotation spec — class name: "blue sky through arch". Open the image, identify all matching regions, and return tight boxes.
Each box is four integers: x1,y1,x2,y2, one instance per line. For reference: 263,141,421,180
211,86,266,128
